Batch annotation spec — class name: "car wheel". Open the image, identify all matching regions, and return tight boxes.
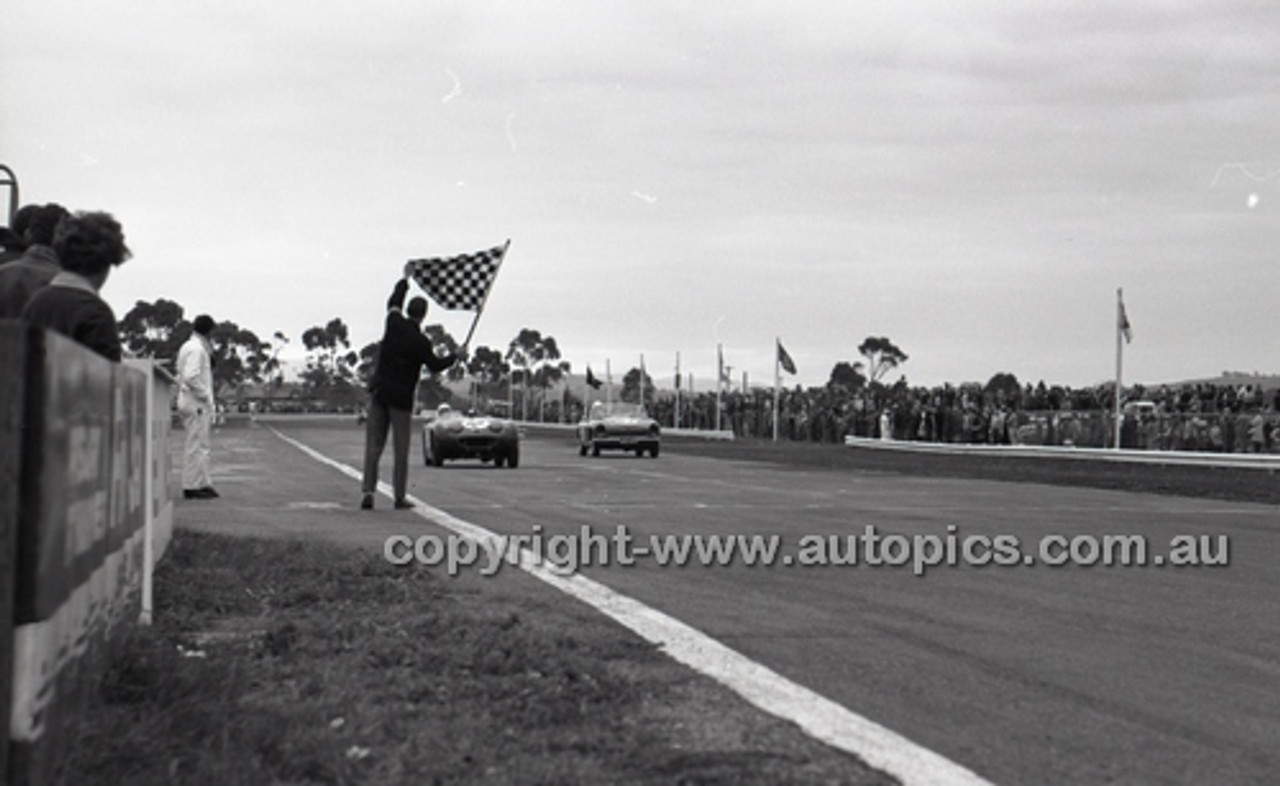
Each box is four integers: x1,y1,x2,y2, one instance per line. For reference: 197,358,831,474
430,435,445,467
591,442,601,457
578,443,588,457
634,448,644,457
506,444,520,469
494,453,506,468
422,430,431,466
650,444,660,458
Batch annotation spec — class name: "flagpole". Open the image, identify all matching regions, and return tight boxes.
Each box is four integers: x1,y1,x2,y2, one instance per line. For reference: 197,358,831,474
674,352,681,428
1114,287,1123,451
689,372,695,428
606,359,612,405
773,338,781,442
715,343,723,432
460,310,483,353
639,353,646,408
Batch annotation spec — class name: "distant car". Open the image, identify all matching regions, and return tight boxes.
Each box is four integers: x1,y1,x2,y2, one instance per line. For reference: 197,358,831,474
422,405,520,468
577,401,660,457
1123,400,1158,418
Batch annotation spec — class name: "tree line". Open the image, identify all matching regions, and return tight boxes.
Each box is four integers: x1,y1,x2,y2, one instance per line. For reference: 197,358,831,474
116,299,574,414
117,298,912,418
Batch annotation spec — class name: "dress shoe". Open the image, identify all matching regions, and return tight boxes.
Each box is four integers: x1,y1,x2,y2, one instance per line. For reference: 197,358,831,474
183,487,219,500
360,494,374,510
393,499,414,510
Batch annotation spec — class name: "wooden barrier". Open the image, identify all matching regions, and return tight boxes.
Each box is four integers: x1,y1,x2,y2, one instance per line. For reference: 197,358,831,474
1,322,174,786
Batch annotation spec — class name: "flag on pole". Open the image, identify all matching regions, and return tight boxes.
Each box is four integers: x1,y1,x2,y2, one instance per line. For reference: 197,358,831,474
586,366,603,389
715,343,723,432
777,339,797,375
1118,295,1133,344
404,241,509,311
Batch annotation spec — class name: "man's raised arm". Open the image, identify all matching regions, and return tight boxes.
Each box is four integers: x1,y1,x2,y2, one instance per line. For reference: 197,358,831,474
387,278,410,313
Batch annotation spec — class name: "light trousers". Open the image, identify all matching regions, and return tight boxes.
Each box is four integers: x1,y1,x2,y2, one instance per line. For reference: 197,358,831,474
180,401,213,490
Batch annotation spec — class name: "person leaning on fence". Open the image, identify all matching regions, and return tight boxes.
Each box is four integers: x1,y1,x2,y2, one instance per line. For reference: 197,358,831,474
178,314,219,500
360,277,458,511
0,203,71,318
20,210,129,361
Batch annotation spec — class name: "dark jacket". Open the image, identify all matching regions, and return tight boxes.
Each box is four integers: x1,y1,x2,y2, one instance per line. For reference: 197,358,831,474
370,280,455,410
0,245,60,319
20,272,122,362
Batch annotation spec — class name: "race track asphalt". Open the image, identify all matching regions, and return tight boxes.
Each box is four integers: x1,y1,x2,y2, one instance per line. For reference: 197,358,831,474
185,417,1280,785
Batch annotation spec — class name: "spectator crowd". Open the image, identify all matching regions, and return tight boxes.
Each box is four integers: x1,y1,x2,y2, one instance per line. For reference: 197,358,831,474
654,378,1280,455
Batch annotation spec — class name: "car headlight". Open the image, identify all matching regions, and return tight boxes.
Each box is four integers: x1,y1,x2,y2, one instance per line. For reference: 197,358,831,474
650,424,660,436
488,421,503,433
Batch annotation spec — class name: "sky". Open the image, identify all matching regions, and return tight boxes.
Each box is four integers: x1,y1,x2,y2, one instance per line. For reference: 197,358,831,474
4,1,1278,391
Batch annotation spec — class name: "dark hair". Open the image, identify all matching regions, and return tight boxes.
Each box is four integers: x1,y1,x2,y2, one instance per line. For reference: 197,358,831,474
192,314,215,335
27,203,70,246
10,204,39,239
0,226,25,252
406,296,428,321
52,211,131,277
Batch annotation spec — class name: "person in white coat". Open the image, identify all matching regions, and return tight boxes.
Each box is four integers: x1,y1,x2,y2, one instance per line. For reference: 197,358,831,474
177,314,218,499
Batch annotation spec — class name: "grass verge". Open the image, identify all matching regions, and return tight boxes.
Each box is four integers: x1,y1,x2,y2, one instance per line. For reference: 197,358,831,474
65,530,893,785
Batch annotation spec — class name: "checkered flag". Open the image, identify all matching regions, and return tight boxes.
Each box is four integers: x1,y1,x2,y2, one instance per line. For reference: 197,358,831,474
404,241,509,311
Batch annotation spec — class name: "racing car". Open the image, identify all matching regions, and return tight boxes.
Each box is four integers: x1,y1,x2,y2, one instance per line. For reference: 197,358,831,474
577,401,660,457
422,405,520,468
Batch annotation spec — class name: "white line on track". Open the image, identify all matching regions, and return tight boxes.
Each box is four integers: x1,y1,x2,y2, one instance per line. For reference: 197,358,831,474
268,426,994,786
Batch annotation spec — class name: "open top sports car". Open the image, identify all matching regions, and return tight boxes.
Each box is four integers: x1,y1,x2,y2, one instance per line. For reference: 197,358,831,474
422,405,521,468
577,401,660,457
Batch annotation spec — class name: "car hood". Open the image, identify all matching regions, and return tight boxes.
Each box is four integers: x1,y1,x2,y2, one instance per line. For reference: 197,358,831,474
596,416,657,428
435,417,512,431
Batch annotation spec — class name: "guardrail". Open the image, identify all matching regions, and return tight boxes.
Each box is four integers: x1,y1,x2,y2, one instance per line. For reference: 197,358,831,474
844,435,1280,470
0,322,174,785
507,421,737,441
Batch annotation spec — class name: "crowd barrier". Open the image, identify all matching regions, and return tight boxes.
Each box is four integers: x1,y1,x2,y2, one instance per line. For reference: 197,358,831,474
0,322,175,786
